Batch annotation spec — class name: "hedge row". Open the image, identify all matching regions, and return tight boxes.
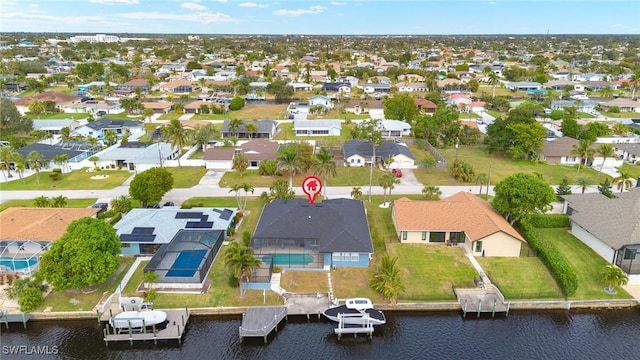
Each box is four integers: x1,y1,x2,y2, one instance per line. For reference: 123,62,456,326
519,221,578,297
108,212,122,225
528,214,570,228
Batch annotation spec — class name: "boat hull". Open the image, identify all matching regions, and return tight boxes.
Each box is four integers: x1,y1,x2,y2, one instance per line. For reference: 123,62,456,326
322,306,386,326
109,310,168,330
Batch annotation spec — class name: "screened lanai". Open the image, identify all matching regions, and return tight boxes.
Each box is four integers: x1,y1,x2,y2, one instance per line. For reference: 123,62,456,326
0,240,49,276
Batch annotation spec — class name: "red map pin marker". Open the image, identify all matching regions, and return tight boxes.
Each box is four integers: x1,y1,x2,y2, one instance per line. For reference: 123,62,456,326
302,176,322,206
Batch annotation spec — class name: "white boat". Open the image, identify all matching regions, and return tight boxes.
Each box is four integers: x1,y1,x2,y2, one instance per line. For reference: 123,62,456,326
322,298,386,326
109,310,168,331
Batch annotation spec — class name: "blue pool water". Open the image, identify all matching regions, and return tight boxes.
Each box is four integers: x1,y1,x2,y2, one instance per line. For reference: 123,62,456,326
262,254,314,266
0,257,38,270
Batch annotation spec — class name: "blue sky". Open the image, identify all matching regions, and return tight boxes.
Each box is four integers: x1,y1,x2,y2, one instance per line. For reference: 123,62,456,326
0,1,638,35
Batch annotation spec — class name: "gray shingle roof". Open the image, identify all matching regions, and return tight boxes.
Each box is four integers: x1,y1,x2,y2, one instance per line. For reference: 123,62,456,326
85,118,143,131
221,119,277,133
15,143,83,161
343,139,415,160
563,188,640,249
252,198,373,253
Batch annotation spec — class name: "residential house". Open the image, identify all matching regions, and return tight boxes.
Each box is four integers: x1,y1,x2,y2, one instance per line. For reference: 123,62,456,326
561,189,640,284
600,98,640,113
343,139,416,169
0,207,100,275
141,101,173,114
72,118,144,140
308,95,334,109
392,193,526,257
294,120,342,136
95,141,179,171
12,91,80,115
505,82,542,91
288,82,313,92
448,93,472,108
615,143,640,164
321,82,351,93
343,100,384,116
397,83,428,92
250,198,373,277
158,80,194,94
362,83,391,94
116,79,150,94
379,120,412,137
538,136,581,165
221,119,278,139
32,119,80,136
203,139,280,169
15,142,92,166
414,98,437,114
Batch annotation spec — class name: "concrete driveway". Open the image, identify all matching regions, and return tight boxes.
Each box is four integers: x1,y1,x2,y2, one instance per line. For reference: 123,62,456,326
398,168,422,186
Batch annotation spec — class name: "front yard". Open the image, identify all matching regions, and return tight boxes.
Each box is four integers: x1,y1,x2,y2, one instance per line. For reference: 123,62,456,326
219,166,389,188
0,198,97,212
0,168,131,191
163,166,207,188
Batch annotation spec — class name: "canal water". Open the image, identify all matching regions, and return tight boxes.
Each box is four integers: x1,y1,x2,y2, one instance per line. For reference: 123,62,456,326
2,309,640,359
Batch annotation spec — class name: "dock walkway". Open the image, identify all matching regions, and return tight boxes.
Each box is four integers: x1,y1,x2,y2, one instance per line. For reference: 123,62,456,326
1,311,31,329
454,285,509,317
239,306,287,343
103,308,190,346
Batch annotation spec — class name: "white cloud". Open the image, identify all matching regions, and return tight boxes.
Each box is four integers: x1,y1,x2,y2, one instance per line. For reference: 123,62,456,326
238,2,269,8
273,5,327,17
210,0,228,2
181,2,207,11
89,0,139,4
119,11,240,24
331,1,346,5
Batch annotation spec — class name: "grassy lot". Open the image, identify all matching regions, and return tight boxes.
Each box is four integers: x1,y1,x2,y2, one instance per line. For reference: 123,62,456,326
280,271,329,293
0,168,131,191
39,257,134,312
476,85,520,98
273,122,356,141
600,111,640,118
218,167,390,188
413,146,607,186
122,261,149,295
331,267,385,302
0,198,97,212
25,112,90,120
577,112,595,119
536,228,632,300
478,257,564,300
163,166,207,188
618,162,640,180
387,243,477,302
189,104,290,121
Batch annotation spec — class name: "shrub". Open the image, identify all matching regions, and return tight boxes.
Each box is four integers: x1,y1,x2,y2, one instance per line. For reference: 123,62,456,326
519,221,578,297
272,266,282,274
258,159,279,176
528,214,570,228
145,289,157,302
229,97,245,111
108,212,122,225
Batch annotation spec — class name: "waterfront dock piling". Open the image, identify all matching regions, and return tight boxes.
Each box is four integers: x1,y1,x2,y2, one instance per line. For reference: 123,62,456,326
454,285,509,318
239,306,287,343
333,313,374,340
103,308,191,347
1,311,30,329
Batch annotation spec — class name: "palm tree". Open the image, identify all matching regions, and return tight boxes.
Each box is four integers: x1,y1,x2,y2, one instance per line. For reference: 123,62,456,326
570,139,595,176
143,108,155,123
277,151,302,189
422,185,442,200
224,241,261,296
369,254,405,306
351,186,363,200
575,176,593,194
27,151,45,184
311,147,337,199
89,156,99,168
601,264,628,294
487,71,500,99
104,129,118,146
228,118,244,138
379,172,400,205
598,86,613,99
53,153,69,173
629,72,640,100
611,122,629,136
245,122,258,139
27,99,45,116
51,195,68,208
232,153,248,177
59,127,72,141
613,166,634,193
15,156,26,184
86,136,100,150
0,146,18,178
596,143,615,176
33,196,51,207
229,183,243,209
475,173,489,195
240,182,254,212
163,119,188,167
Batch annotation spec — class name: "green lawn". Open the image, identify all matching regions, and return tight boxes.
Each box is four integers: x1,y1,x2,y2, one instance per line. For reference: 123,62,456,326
387,243,477,302
413,145,607,186
39,257,135,312
536,228,632,300
617,163,640,181
163,166,207,188
0,198,97,212
577,112,595,119
600,112,640,118
219,167,390,188
478,256,564,300
122,261,149,295
0,168,131,191
273,122,356,141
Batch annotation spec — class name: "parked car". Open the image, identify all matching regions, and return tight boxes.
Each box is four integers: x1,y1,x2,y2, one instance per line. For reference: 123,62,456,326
96,110,106,117
392,168,402,178
163,201,175,207
90,202,108,214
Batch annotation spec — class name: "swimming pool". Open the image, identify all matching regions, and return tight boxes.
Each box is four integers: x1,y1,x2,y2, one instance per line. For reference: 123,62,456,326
262,254,314,266
0,257,38,271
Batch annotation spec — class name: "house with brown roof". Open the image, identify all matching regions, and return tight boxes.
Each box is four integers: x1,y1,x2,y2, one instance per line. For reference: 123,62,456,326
13,91,80,115
600,98,640,113
158,80,194,94
141,101,173,114
203,139,279,170
0,207,100,274
392,192,526,257
538,136,581,165
561,188,640,284
414,98,437,114
117,78,150,93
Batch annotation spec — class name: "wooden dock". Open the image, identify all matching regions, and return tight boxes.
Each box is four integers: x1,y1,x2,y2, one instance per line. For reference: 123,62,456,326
334,313,374,340
454,284,510,318
1,311,31,329
239,306,287,343
103,308,190,346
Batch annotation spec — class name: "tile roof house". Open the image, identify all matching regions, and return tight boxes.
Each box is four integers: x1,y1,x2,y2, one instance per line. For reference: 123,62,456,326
158,80,194,93
13,91,80,115
414,98,437,114
203,139,280,169
343,139,416,169
538,136,581,165
600,98,640,113
561,189,640,284
116,78,150,93
0,207,99,274
251,198,373,271
392,193,526,257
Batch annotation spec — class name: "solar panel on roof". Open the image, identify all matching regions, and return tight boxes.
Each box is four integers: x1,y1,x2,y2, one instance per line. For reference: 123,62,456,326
175,212,204,219
211,209,222,213
132,227,154,234
120,234,156,242
220,209,233,221
185,222,214,229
